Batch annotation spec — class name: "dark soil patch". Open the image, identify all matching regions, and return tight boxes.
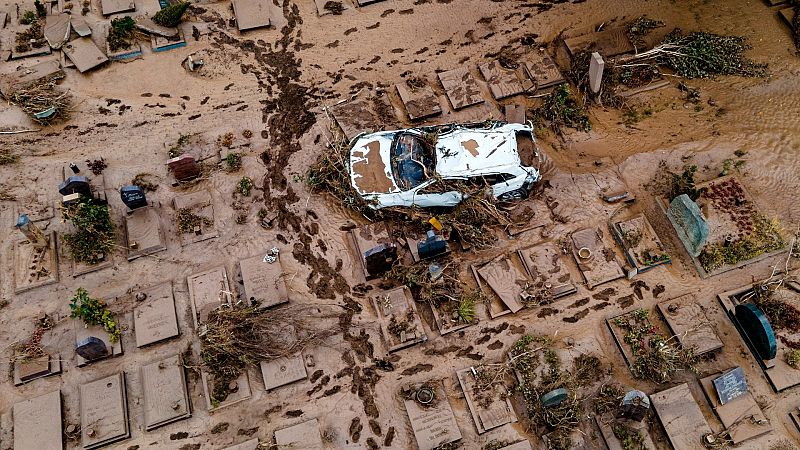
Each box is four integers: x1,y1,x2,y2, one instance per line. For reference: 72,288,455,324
480,322,509,335
285,409,304,417
487,340,504,350
237,427,258,436
563,308,589,323
568,297,590,308
384,427,396,446
170,432,189,440
537,307,559,318
369,419,382,436
210,423,229,434
592,287,617,301
631,280,650,300
653,284,666,298
401,363,434,375
616,294,635,309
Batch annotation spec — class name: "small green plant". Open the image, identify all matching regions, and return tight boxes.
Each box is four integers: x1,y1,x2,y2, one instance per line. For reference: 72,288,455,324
612,423,646,450
225,153,242,171
69,288,121,342
456,297,476,323
699,214,784,272
20,10,38,25
107,16,136,51
61,196,116,265
532,84,591,134
236,176,253,196
167,134,191,158
787,350,800,369
152,1,189,27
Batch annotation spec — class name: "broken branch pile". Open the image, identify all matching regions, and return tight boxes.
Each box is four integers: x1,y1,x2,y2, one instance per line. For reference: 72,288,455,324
8,80,71,124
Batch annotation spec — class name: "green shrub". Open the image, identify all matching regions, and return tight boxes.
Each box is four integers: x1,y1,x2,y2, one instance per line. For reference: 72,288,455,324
225,153,242,171
61,196,116,265
69,288,121,342
153,1,189,27
236,176,253,196
108,16,136,51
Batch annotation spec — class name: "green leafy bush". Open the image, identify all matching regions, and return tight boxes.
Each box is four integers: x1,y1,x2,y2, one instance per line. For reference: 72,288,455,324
69,288,121,342
61,196,116,265
532,84,591,134
236,176,253,196
108,16,136,51
658,30,768,79
152,1,189,27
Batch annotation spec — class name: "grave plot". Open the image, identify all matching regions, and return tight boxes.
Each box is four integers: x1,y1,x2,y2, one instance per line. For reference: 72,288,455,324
123,206,167,261
570,227,625,289
224,439,259,450
80,373,130,449
521,49,565,93
74,309,123,367
478,60,526,100
201,369,253,411
233,0,272,31
260,353,307,391
61,162,108,201
107,41,142,61
437,67,485,110
718,280,800,392
329,94,399,140
372,286,427,352
173,190,218,246
564,27,634,57
188,266,233,330
656,293,723,357
517,241,578,303
13,390,63,450
63,37,109,73
141,354,191,430
474,253,530,318
651,383,713,450
12,227,58,294
314,0,351,16
347,221,397,281
237,248,290,308
151,31,187,53
274,418,324,449
596,407,657,450
506,200,551,236
395,78,442,121
611,213,671,274
13,317,63,385
661,175,785,277
699,367,772,444
456,366,517,434
401,380,463,450
133,282,180,347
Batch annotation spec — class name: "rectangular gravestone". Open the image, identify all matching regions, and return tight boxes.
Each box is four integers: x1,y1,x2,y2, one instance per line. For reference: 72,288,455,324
0,60,64,97
101,0,134,14
233,0,271,31
571,227,624,289
173,190,218,246
71,15,92,36
396,82,441,121
13,230,58,293
701,371,771,444
523,50,565,91
504,104,526,124
80,373,130,449
133,282,180,347
142,355,191,430
348,221,395,281
167,154,201,181
329,94,398,140
478,60,524,100
260,354,307,391
224,439,259,450
188,267,232,329
13,390,63,450
63,38,108,73
404,381,462,450
240,249,289,308
651,383,712,450
477,254,528,314
372,286,427,352
124,206,167,261
438,67,484,110
274,418,324,449
74,319,123,366
518,242,577,300
456,367,516,433
657,294,722,356
201,370,252,411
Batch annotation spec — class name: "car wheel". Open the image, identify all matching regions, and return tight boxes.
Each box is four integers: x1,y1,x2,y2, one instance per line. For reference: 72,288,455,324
498,188,528,201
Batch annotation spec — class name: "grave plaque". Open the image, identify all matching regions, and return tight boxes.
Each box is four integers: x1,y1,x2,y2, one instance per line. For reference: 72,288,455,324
224,439,259,450
133,283,180,347
13,390,63,450
260,354,307,391
274,418,324,449
713,366,748,405
141,355,191,430
617,390,650,421
666,194,709,257
404,382,462,450
120,185,147,209
167,154,201,181
735,303,777,360
80,373,130,449
58,175,92,198
76,336,108,360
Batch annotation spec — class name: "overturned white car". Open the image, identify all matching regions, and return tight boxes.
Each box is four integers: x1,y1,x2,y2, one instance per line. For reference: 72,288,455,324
349,122,542,209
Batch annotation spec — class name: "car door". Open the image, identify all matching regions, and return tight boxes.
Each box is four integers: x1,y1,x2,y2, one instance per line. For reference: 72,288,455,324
411,179,463,208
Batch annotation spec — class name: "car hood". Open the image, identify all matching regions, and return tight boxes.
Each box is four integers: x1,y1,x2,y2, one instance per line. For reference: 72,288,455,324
349,134,401,195
434,127,522,177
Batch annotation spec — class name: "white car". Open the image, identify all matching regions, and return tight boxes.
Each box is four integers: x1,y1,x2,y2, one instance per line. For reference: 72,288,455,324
349,122,542,209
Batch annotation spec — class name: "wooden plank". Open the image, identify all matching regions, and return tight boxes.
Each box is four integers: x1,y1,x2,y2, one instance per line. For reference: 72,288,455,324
477,255,527,313
478,60,524,100
651,383,713,450
396,82,441,121
187,266,232,329
438,67,484,110
571,227,624,289
564,27,634,57
699,372,771,444
657,294,723,356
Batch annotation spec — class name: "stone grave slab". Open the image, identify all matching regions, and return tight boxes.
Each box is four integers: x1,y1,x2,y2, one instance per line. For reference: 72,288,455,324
438,67,484,110
124,206,166,261
233,0,272,31
478,60,524,100
347,221,395,280
133,282,180,347
477,254,528,314
595,415,655,450
260,354,307,391
0,60,64,97
612,213,671,273
329,94,398,140
13,390,63,450
404,381,462,450
142,354,191,430
107,41,142,60
188,266,232,329
518,242,577,300
504,104,526,124
372,286,427,352
14,353,62,385
700,371,771,444
173,190,218,246
522,50,565,92
9,44,52,60
63,38,108,73
224,439,259,450
201,369,252,411
564,27,634,57
80,373,130,449
151,31,187,52
101,0,135,15
239,249,289,308
396,81,441,121
274,418,324,449
44,14,71,49
571,227,624,289
136,17,178,37
456,367,516,433
651,383,712,450
74,319,123,366
13,230,58,293
657,293,723,356
314,0,351,16
71,15,92,36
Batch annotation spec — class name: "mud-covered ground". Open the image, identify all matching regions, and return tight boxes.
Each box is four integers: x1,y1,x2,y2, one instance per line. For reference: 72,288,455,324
1,0,800,448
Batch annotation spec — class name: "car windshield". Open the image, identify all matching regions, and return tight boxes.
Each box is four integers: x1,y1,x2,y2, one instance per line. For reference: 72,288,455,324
391,133,435,190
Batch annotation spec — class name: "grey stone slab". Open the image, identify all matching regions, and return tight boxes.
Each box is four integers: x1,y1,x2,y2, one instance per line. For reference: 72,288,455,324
233,0,271,31
63,38,108,73
260,354,307,391
13,390,62,450
404,381,462,450
133,282,179,347
101,0,135,15
438,66,484,110
141,355,191,430
80,373,130,449
187,266,231,329
651,383,712,450
240,249,289,308
274,419,324,449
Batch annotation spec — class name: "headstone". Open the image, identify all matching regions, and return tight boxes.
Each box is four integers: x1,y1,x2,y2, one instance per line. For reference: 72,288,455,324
133,283,180,347
666,194,709,258
364,243,397,278
80,373,130,449
541,388,569,407
76,336,108,361
13,390,63,450
735,303,777,360
58,175,92,198
589,52,604,94
418,230,448,260
120,185,148,209
617,390,650,421
167,154,201,181
15,214,48,248
713,366,748,405
141,355,191,430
